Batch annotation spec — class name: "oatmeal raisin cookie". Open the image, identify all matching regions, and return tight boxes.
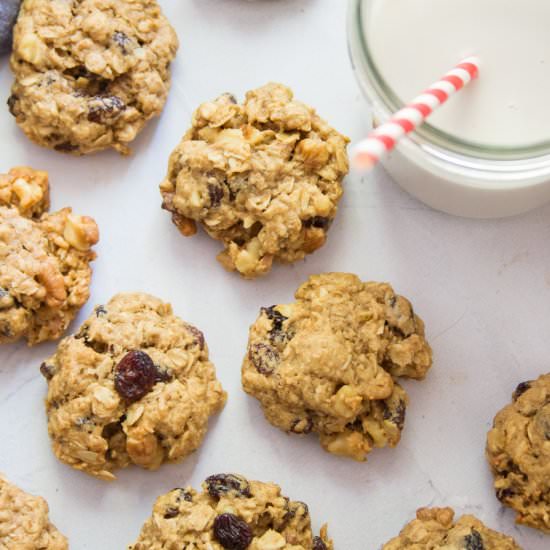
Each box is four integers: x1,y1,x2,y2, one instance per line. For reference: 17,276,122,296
128,473,333,550
486,373,550,533
242,273,432,461
0,474,67,549
381,507,521,549
0,166,98,345
8,0,178,154
160,83,349,278
41,292,227,480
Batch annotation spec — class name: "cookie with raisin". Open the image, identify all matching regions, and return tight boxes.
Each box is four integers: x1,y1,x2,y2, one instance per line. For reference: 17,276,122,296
0,166,99,345
381,507,521,549
41,292,227,480
242,272,432,461
486,373,550,533
128,474,333,549
160,83,349,278
8,0,178,155
0,474,68,549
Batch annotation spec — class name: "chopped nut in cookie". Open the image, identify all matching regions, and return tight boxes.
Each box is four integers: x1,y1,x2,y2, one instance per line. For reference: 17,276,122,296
41,292,227,480
0,167,99,346
0,166,49,219
128,474,333,549
160,82,349,278
242,272,433,461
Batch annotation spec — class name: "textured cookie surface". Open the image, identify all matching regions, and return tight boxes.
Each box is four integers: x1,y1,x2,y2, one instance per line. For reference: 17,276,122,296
381,507,521,549
0,474,68,549
42,292,227,480
0,167,98,345
0,165,49,218
242,273,432,461
160,83,349,278
486,373,550,533
128,473,333,550
9,0,178,155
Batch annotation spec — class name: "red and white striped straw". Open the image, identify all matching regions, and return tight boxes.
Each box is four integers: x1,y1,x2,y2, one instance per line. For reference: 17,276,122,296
354,56,480,169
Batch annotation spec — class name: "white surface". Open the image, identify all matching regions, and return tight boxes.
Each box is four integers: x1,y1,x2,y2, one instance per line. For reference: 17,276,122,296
0,1,548,548
366,0,550,147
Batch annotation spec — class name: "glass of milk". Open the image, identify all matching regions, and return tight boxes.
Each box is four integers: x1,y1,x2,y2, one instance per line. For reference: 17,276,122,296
348,0,550,218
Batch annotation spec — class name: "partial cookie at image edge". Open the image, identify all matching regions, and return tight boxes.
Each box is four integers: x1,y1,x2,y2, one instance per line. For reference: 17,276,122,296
0,474,68,549
128,473,333,550
486,373,550,534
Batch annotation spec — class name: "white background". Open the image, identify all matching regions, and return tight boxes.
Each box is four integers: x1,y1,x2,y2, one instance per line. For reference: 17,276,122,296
0,1,549,548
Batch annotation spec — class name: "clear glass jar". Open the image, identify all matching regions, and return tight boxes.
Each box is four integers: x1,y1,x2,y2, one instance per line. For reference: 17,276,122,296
347,0,550,218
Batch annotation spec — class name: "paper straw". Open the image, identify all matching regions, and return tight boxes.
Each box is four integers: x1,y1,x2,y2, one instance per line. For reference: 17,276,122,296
354,56,480,169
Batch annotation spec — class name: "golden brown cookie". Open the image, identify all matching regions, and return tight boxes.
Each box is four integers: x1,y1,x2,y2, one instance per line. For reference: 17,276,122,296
242,273,432,461
0,166,50,218
0,474,68,549
486,373,550,533
41,292,227,480
8,0,178,155
0,167,98,346
128,474,333,550
381,507,522,549
160,83,349,278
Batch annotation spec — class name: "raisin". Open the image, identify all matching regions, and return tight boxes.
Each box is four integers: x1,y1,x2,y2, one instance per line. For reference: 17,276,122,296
154,366,173,383
113,31,131,53
303,216,330,229
88,95,126,123
101,420,123,440
261,306,292,345
226,180,237,201
163,507,179,519
114,350,157,403
54,142,78,152
248,343,279,375
205,474,251,498
496,487,515,502
284,500,309,523
312,536,328,550
40,363,56,380
261,306,287,332
505,459,523,476
83,338,109,354
171,488,193,502
383,399,406,430
95,305,107,317
513,381,532,400
64,66,95,80
213,514,252,550
290,417,314,434
7,95,17,116
186,324,205,349
208,184,224,207
464,529,484,550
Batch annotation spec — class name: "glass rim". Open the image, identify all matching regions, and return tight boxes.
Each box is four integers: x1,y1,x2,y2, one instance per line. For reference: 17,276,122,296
349,0,550,161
